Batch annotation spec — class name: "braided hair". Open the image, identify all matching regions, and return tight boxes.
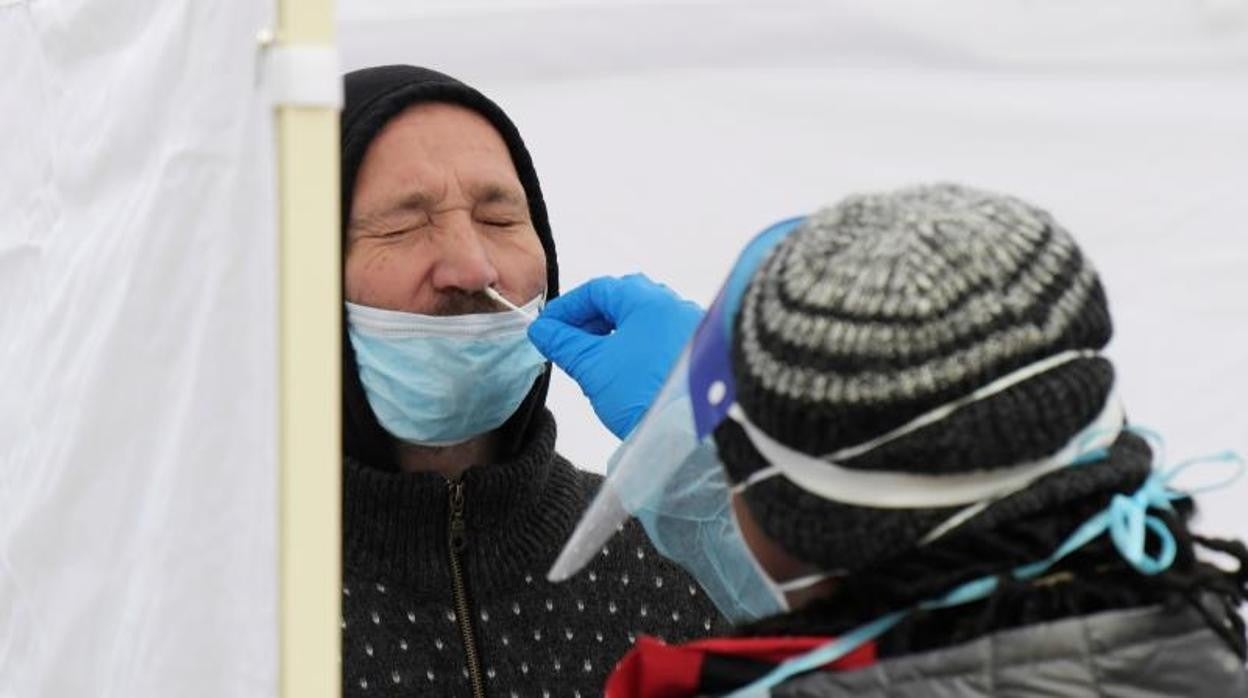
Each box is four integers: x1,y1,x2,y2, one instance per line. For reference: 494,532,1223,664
739,488,1248,659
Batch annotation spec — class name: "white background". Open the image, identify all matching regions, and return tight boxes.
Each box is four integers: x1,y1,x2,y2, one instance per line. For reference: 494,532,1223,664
1,1,278,695
340,0,1248,542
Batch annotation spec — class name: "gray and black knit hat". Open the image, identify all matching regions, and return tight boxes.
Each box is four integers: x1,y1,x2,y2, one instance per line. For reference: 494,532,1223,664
715,183,1151,574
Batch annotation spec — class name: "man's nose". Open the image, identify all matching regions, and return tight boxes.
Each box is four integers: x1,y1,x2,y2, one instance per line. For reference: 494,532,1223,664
429,216,500,293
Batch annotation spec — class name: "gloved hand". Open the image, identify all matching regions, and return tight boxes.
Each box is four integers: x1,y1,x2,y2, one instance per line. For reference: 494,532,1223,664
528,274,705,440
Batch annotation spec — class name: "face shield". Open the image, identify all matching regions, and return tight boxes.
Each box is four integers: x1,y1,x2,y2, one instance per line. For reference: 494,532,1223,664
548,215,1127,625
546,217,808,623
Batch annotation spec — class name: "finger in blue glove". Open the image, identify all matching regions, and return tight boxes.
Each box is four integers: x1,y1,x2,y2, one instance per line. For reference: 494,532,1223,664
528,274,705,439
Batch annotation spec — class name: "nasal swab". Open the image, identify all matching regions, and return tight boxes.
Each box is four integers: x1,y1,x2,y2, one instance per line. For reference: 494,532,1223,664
485,286,536,321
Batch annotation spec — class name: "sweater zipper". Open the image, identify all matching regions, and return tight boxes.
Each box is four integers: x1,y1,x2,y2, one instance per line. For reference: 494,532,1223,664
447,477,486,698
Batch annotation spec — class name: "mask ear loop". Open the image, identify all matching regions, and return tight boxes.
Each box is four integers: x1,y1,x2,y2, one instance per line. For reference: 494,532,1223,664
918,423,1122,545
774,570,844,594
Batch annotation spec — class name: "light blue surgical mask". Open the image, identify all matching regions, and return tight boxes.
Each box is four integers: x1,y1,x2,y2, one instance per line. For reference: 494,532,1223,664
631,437,836,625
346,294,546,447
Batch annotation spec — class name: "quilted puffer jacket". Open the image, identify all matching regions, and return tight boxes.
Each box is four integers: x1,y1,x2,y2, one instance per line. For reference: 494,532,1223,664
772,602,1247,697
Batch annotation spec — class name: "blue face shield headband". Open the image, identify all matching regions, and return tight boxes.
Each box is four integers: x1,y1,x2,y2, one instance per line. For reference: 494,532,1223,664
547,218,1131,627
347,294,546,447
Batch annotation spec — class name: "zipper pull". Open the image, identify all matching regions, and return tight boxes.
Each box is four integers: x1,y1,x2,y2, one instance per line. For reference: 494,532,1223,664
448,478,467,553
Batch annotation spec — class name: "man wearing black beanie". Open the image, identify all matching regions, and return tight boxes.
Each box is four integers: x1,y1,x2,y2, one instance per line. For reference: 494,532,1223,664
337,65,721,696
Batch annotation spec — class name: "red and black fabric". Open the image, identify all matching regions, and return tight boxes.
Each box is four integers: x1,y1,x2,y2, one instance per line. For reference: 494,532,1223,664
605,635,877,698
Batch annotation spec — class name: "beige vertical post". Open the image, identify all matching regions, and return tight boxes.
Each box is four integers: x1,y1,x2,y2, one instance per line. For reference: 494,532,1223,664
274,1,340,697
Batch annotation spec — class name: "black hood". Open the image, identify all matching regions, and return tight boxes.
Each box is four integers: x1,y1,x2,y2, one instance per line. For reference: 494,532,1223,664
340,65,559,470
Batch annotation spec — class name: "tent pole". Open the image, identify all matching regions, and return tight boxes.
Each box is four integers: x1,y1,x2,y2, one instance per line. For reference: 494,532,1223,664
274,1,341,696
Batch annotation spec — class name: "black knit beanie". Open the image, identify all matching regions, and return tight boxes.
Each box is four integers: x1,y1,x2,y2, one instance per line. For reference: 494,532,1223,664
340,65,559,470
715,183,1150,574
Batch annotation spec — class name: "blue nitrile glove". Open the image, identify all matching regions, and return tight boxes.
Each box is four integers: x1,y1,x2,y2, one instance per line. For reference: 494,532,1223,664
528,274,704,440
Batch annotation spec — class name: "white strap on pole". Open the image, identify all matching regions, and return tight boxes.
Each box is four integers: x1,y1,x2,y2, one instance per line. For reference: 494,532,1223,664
262,42,343,108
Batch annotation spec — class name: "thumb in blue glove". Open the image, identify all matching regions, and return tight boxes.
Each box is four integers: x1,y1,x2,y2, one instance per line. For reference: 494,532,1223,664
527,274,704,440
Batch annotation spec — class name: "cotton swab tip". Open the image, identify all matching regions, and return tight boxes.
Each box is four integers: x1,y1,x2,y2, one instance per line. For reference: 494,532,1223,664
485,286,536,320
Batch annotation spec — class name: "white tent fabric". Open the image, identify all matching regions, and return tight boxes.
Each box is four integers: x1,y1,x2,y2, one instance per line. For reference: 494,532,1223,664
340,0,1248,542
1,1,278,695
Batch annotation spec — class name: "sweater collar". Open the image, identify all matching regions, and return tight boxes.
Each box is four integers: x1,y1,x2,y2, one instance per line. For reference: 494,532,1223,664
343,409,585,595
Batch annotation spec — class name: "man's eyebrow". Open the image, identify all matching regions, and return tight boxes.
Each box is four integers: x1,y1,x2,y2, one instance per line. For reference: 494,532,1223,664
473,183,527,208
348,191,434,231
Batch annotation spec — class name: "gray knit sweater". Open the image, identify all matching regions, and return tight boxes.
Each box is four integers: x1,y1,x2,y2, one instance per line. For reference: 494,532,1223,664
342,410,725,697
